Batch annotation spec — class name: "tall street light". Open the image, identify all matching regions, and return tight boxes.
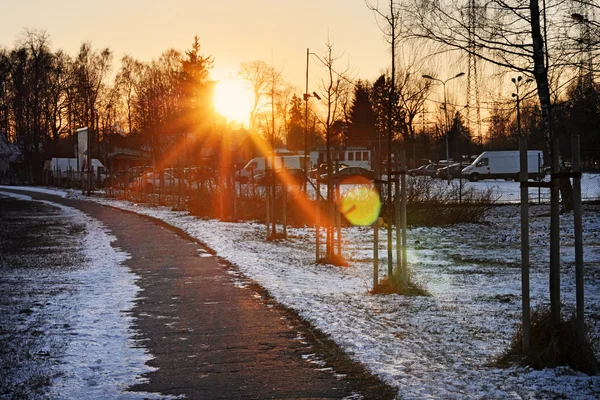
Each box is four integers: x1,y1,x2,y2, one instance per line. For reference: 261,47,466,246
304,48,321,192
422,72,465,184
511,76,533,137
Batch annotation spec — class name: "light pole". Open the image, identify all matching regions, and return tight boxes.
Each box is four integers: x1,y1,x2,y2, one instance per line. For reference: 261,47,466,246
511,76,534,137
423,72,465,184
304,48,321,192
512,76,523,137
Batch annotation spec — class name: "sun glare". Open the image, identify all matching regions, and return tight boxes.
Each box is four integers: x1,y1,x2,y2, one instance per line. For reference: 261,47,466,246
213,78,252,125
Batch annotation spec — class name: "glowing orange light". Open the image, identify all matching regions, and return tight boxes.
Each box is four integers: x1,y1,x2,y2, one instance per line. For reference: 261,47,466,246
338,183,381,226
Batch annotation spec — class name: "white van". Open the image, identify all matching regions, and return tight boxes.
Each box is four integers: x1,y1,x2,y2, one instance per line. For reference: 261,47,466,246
462,150,544,182
45,157,111,186
235,155,308,183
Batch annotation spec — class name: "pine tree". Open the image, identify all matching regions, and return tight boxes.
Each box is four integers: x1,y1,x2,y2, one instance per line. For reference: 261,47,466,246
286,94,304,150
347,80,376,147
180,36,214,131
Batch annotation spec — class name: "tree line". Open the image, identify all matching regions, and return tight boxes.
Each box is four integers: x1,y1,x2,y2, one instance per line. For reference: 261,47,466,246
1,8,599,183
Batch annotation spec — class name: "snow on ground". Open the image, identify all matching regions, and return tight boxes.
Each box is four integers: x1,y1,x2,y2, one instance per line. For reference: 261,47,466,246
3,184,600,399
0,190,169,399
458,173,600,203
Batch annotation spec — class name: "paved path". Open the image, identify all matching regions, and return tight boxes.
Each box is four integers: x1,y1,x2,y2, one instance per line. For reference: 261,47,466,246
4,189,396,400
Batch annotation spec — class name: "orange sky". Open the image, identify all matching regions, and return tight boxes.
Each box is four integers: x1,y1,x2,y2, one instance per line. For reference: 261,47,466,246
1,0,393,91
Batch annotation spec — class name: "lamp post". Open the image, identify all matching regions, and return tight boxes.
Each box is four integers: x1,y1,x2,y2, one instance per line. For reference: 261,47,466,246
512,76,524,138
422,72,465,184
304,48,321,192
511,76,534,137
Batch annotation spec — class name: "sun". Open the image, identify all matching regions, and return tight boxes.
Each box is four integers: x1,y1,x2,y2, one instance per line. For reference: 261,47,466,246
213,78,252,125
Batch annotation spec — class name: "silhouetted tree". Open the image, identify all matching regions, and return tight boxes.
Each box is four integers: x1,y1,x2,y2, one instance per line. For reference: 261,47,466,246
347,80,376,147
286,94,304,150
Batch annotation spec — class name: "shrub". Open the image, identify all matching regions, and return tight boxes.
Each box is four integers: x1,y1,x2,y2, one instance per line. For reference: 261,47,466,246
370,275,429,296
383,177,494,226
496,306,599,375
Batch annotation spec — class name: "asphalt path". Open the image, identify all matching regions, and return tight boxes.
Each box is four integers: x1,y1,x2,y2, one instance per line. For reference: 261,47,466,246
2,188,396,400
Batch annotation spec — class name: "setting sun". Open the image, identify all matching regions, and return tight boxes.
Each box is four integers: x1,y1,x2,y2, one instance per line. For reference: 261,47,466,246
213,78,252,125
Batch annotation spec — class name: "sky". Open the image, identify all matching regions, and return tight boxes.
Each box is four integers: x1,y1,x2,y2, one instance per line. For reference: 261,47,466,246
1,0,393,91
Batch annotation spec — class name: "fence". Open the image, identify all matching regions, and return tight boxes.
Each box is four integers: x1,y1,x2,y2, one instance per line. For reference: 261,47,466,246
27,164,600,228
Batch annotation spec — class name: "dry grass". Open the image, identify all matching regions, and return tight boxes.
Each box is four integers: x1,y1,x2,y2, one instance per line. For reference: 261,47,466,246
496,306,599,375
370,276,429,297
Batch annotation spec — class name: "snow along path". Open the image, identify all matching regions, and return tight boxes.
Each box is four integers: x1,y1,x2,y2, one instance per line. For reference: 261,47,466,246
0,190,169,399
4,186,600,399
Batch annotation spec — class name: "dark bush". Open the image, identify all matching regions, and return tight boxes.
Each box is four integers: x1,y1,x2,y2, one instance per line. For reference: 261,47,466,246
496,306,599,375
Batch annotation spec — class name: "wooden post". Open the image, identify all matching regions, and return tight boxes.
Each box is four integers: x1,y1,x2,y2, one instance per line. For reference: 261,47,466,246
572,134,584,335
400,151,408,287
519,136,531,353
282,157,287,239
395,153,401,288
271,162,276,237
550,136,561,325
538,153,542,204
266,159,271,239
336,179,341,257
316,177,321,262
387,162,393,277
233,165,238,221
373,218,379,291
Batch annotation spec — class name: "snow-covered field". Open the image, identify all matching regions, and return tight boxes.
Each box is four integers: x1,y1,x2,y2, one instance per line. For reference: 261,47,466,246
1,184,599,399
464,173,600,203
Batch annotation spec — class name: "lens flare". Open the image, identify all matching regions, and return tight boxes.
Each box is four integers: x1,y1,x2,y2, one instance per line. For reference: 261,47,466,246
338,184,381,226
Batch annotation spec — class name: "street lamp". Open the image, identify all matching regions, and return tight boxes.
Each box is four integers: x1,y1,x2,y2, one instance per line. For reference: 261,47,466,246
511,76,533,137
304,48,321,192
422,72,465,184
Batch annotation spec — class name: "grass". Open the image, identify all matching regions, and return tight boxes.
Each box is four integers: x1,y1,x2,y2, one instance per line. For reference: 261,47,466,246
370,275,430,297
496,306,599,375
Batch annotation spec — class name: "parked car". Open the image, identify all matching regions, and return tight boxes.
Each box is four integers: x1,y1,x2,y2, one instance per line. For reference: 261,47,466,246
132,170,189,192
318,166,374,183
436,163,467,180
408,163,438,177
184,165,215,183
309,163,348,179
235,155,308,183
254,168,307,186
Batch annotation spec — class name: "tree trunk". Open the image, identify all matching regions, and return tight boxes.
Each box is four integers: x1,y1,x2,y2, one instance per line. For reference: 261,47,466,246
530,0,563,326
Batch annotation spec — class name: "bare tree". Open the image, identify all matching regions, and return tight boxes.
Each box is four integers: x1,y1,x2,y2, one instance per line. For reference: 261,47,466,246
366,0,402,279
395,53,433,165
115,55,144,136
401,0,586,343
44,50,71,141
239,60,276,132
315,39,351,262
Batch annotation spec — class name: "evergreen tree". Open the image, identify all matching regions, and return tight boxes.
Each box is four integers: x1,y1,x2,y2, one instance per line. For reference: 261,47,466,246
370,74,405,153
347,80,376,147
286,94,304,150
448,111,474,161
181,36,214,132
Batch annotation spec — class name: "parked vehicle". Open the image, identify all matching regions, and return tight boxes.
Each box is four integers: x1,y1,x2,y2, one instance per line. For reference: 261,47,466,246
235,155,308,183
436,163,468,180
45,157,112,187
318,166,374,183
408,163,438,177
254,168,307,186
462,150,544,182
132,170,189,192
310,147,371,170
184,165,215,183
309,163,348,179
